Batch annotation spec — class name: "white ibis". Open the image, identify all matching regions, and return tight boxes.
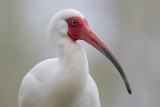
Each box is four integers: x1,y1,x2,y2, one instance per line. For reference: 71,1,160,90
18,9,131,107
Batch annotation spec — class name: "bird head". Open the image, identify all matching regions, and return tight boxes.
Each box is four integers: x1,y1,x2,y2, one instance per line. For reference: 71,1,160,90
47,9,131,94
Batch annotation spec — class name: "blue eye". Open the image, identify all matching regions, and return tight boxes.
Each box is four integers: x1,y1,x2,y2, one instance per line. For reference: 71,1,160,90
71,20,77,25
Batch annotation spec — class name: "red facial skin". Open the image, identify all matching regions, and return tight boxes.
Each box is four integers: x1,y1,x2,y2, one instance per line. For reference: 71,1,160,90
66,17,112,56
66,17,89,40
65,17,131,94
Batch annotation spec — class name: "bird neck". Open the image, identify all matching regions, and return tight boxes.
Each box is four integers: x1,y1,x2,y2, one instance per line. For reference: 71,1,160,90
55,40,89,74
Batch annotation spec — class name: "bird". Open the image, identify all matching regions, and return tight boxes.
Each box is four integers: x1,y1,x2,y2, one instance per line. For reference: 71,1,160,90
18,9,131,107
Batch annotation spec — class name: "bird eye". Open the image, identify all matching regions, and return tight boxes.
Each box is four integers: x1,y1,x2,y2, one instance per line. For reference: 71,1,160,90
71,20,77,25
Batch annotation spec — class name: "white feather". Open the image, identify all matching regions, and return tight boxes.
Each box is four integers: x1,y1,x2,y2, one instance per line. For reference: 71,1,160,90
18,9,100,107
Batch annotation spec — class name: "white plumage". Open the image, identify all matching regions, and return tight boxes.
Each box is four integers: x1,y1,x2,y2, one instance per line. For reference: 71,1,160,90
18,9,131,107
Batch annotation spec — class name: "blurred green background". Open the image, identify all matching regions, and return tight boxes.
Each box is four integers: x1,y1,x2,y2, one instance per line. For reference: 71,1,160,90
0,0,160,107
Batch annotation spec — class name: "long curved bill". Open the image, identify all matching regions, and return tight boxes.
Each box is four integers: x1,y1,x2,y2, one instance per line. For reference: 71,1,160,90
80,26,132,94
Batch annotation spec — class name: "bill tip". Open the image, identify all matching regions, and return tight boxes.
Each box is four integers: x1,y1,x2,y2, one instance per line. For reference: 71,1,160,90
128,89,132,94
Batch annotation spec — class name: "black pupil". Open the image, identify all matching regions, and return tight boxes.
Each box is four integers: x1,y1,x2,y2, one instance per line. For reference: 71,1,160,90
71,20,77,25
